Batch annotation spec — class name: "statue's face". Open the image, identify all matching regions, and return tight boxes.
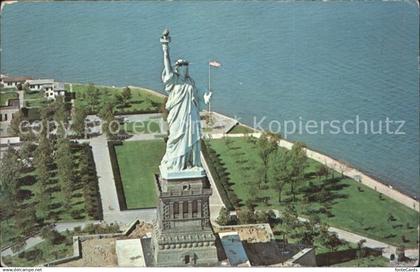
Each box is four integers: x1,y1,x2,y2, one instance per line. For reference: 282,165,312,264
177,65,188,78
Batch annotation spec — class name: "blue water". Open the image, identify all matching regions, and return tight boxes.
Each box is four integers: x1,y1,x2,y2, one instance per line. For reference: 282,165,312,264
1,1,418,197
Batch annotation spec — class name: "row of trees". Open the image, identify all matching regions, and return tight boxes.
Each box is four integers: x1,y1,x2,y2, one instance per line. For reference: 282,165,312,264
78,144,102,219
1,96,98,251
201,139,239,210
0,145,40,251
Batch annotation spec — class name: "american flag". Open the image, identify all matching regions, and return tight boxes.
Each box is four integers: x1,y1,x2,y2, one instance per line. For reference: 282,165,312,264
209,60,221,67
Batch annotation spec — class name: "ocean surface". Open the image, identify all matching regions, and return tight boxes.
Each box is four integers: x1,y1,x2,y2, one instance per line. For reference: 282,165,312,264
1,1,419,197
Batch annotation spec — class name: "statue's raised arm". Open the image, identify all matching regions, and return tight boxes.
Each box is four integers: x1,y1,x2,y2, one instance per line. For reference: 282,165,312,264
160,29,172,77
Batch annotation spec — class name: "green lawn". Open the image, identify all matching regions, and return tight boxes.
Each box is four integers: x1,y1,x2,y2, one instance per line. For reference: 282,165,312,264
228,124,256,134
207,137,419,248
114,140,166,209
23,91,47,107
332,256,389,267
0,90,18,106
123,121,161,134
72,84,164,114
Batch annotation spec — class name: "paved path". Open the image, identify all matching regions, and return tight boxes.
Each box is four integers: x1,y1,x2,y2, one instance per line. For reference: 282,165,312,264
119,113,162,122
89,135,157,224
17,90,24,108
202,111,238,135
1,221,99,257
328,226,397,258
201,153,225,222
125,134,163,141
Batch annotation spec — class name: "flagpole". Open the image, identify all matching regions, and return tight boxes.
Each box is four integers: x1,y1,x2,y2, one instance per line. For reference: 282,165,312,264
208,60,211,125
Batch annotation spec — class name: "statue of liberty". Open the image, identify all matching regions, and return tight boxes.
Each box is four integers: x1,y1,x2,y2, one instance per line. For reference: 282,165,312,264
159,29,212,179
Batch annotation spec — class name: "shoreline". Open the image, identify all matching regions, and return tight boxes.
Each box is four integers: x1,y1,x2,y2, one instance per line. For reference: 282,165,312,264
0,1,17,13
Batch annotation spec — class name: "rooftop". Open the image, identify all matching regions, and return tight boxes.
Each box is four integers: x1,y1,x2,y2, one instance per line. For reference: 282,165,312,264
0,98,20,109
27,79,54,85
116,239,146,267
219,232,251,267
53,82,65,90
2,76,31,83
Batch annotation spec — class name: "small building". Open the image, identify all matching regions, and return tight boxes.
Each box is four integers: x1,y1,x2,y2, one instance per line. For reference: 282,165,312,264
27,79,54,92
45,82,67,100
1,76,31,89
219,232,251,267
116,239,146,267
0,98,20,123
0,137,22,159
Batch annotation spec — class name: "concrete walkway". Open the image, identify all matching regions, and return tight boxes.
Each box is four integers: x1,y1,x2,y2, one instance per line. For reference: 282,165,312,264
88,135,157,224
17,90,24,108
202,111,238,135
119,113,162,122
201,153,225,222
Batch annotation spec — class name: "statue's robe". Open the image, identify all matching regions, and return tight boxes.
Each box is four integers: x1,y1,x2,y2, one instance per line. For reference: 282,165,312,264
161,69,204,172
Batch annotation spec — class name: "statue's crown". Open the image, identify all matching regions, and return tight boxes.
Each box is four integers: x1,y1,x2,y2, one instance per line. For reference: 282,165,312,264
175,59,189,66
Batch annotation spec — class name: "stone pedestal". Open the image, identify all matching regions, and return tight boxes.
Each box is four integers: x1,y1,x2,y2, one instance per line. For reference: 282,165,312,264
151,174,218,266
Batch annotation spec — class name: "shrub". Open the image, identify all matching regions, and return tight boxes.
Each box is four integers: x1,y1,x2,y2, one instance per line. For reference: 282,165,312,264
255,210,268,223
24,248,43,261
216,207,229,226
237,208,256,224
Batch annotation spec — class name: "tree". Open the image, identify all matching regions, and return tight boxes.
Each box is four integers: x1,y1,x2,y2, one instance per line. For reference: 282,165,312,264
22,82,31,93
19,142,36,164
356,239,367,265
237,208,256,224
216,207,230,226
11,236,27,253
288,142,307,201
0,146,22,215
34,131,53,217
41,225,63,245
268,150,292,203
72,104,87,137
34,127,52,165
317,164,329,181
257,132,279,183
255,210,268,223
10,110,24,136
121,87,132,106
85,83,100,113
15,205,37,239
53,96,69,138
245,180,258,209
55,138,75,207
300,221,317,246
100,101,119,139
325,233,343,252
318,222,343,253
282,204,300,243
